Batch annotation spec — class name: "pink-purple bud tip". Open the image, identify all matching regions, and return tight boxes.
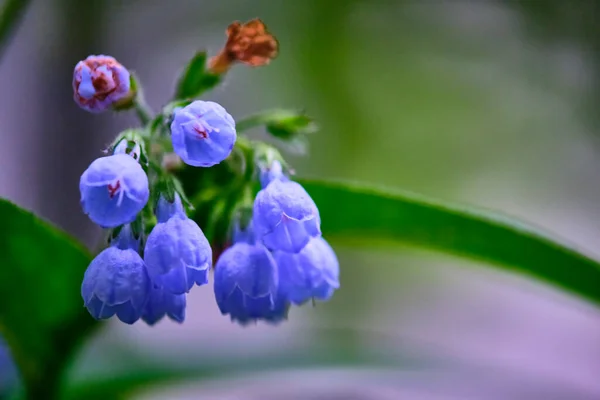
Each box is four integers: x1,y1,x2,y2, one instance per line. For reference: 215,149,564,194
73,55,131,113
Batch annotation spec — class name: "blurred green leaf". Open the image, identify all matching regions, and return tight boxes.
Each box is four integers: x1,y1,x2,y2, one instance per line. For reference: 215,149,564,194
299,179,600,304
237,109,317,154
0,0,33,62
237,109,316,136
64,369,207,400
268,114,316,138
63,340,420,400
0,199,96,399
174,51,221,100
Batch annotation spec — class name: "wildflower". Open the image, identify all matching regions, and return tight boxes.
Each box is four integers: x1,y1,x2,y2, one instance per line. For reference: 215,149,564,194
170,100,237,167
274,237,339,305
213,241,279,325
73,55,131,113
141,285,186,326
144,194,212,294
79,154,149,228
81,225,151,324
253,179,321,253
208,19,278,74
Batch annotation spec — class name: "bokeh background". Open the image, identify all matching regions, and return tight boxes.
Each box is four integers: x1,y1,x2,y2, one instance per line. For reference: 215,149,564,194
1,0,599,399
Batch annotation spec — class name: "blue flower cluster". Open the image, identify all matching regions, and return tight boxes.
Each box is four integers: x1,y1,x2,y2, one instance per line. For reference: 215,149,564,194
78,96,237,325
80,195,207,325
214,161,340,325
75,52,340,327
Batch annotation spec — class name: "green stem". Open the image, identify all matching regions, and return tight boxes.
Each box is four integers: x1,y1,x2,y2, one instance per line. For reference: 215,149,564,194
0,0,32,61
129,72,154,125
135,98,153,126
233,136,259,183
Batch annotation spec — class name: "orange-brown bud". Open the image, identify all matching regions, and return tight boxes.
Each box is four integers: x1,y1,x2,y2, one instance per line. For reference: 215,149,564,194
208,19,278,74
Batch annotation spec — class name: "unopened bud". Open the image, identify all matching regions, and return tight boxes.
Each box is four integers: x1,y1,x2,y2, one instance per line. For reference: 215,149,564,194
73,55,132,113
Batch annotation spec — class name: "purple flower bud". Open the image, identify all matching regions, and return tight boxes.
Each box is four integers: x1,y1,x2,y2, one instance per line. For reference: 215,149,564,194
259,159,288,188
253,179,321,253
73,55,131,113
170,100,236,167
81,226,151,324
213,242,280,325
154,193,186,223
79,154,149,228
141,285,186,326
274,237,339,305
144,194,212,294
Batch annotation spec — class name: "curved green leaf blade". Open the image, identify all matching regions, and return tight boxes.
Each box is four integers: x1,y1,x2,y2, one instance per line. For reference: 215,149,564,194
299,179,600,304
174,51,221,100
0,199,97,398
63,344,419,400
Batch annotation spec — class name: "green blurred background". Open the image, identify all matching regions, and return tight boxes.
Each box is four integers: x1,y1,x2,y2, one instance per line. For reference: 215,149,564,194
0,0,599,398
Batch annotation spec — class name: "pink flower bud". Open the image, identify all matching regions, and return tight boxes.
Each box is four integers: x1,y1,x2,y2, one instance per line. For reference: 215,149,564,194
73,55,131,113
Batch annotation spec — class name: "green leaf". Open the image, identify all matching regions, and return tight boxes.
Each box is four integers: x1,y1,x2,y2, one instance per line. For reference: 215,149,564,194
236,110,317,155
174,51,221,100
237,109,315,133
298,179,600,304
0,0,34,63
266,112,317,140
64,369,205,400
264,112,315,155
0,199,97,399
63,342,418,400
